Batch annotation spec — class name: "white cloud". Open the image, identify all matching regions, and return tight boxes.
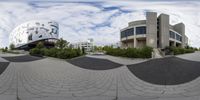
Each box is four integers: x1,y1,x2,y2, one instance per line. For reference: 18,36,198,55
0,1,200,48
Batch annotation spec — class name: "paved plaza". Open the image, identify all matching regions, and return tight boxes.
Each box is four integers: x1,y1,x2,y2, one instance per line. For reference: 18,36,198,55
0,52,200,100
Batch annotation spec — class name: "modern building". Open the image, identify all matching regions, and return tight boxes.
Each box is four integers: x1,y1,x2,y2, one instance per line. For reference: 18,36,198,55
109,42,121,48
72,38,94,52
120,12,188,49
9,20,59,50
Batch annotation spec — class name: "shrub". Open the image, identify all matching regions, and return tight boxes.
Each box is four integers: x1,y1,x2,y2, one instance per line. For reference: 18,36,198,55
55,38,69,49
75,48,82,56
56,48,81,59
2,47,8,52
56,49,67,59
29,48,42,56
104,46,153,58
30,47,83,59
29,40,83,59
167,46,195,55
140,46,153,58
44,48,58,57
126,48,140,58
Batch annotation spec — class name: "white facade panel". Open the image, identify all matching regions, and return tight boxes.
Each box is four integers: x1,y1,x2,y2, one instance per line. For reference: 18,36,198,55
9,20,59,47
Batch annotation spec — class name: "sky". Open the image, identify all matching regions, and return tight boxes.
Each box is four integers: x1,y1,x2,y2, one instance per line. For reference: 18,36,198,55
0,0,200,48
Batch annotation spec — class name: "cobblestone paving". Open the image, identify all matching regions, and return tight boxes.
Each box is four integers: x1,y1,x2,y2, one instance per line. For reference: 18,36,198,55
0,54,200,100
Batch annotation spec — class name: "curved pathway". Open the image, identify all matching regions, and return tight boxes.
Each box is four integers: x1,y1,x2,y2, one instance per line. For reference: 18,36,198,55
127,57,200,85
2,55,44,62
0,53,200,100
67,56,122,70
176,51,200,61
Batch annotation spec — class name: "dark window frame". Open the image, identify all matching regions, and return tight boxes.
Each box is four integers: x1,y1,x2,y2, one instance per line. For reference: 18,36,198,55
136,26,146,35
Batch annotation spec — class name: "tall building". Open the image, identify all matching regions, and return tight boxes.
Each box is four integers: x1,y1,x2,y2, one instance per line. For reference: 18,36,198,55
9,20,59,50
120,12,188,49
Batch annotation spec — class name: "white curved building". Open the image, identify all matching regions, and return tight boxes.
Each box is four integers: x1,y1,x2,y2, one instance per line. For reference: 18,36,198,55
9,20,59,49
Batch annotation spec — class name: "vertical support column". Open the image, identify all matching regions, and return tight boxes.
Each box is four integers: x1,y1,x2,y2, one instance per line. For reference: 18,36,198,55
134,38,137,48
174,34,177,47
173,41,176,47
133,27,137,48
158,13,169,49
146,12,157,48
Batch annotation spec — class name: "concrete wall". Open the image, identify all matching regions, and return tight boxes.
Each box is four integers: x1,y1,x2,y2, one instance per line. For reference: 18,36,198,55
173,23,185,35
173,23,186,47
128,20,146,26
146,12,157,48
121,40,134,48
137,39,146,48
184,36,188,46
158,14,169,48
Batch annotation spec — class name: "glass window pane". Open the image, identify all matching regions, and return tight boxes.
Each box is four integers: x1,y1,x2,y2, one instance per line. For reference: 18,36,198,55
136,26,146,35
121,28,134,38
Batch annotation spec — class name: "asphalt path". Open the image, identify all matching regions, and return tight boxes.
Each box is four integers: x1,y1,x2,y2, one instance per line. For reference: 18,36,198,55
127,57,200,85
2,55,44,62
67,56,123,70
0,62,9,75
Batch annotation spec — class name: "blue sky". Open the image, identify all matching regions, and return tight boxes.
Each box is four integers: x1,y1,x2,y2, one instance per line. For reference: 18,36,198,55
0,0,200,47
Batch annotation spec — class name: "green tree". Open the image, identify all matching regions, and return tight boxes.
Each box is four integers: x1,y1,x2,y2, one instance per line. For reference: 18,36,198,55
2,47,8,52
9,43,15,50
36,42,44,49
82,47,85,54
56,38,69,49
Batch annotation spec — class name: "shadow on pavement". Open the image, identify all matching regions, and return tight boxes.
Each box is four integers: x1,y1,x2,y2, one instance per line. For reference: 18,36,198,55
67,56,123,70
0,62,10,75
127,57,200,85
2,55,44,62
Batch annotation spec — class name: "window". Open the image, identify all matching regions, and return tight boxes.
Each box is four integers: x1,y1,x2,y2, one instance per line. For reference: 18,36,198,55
176,34,182,41
169,31,175,39
136,26,146,35
28,34,32,41
170,30,182,41
126,28,134,36
121,28,134,38
39,35,42,38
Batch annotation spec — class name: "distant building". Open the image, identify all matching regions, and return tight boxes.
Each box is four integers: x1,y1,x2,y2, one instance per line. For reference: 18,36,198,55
9,20,59,50
72,38,94,52
109,42,121,48
120,12,188,49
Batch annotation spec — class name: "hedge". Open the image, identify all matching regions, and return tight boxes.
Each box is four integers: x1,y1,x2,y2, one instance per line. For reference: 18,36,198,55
104,46,153,58
30,47,83,59
172,47,195,55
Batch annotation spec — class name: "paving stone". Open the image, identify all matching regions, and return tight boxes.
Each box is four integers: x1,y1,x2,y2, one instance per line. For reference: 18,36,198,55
0,53,200,100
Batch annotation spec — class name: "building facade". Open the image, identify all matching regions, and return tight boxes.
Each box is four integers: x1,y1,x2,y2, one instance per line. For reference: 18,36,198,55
120,12,188,49
9,20,59,50
72,38,94,52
